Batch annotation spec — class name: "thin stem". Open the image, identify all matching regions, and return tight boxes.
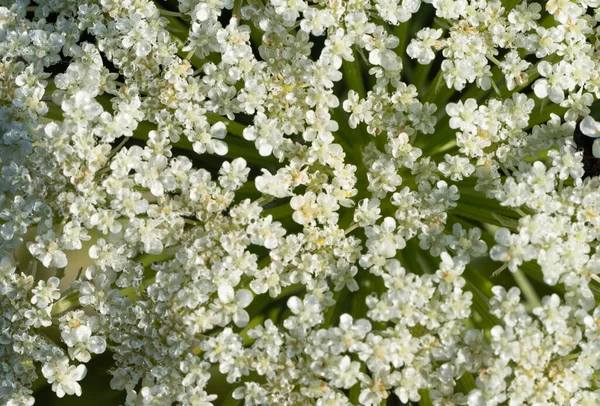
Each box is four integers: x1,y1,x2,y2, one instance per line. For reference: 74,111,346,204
233,0,244,18
344,222,359,235
433,18,451,30
487,54,501,66
491,262,508,278
589,273,600,285
158,9,185,17
343,53,370,145
255,196,275,206
185,48,196,61
491,78,502,96
51,291,80,316
422,69,444,104
515,208,527,217
513,268,542,308
107,136,129,161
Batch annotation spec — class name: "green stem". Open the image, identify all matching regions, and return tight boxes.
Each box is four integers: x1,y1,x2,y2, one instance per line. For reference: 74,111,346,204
240,313,265,345
343,52,366,98
466,280,499,329
464,266,494,298
158,9,185,17
418,389,433,406
512,267,542,309
233,0,244,18
394,22,410,60
421,68,444,104
344,222,359,235
51,290,80,316
343,52,370,145
331,107,364,167
451,202,518,229
414,61,435,94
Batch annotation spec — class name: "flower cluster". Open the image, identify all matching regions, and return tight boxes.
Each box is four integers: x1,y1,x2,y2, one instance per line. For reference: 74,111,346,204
2,0,600,404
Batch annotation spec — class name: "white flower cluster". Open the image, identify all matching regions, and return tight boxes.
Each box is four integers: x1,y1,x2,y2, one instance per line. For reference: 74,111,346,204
2,0,600,404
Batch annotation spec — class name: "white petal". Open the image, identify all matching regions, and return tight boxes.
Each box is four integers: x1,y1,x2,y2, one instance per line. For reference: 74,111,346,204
210,121,227,139
55,386,66,398
494,228,512,246
233,310,250,327
73,364,87,381
264,236,279,249
88,336,107,354
445,103,459,116
212,140,228,156
547,86,564,103
593,139,600,158
257,142,273,156
53,251,68,268
149,181,164,196
532,80,548,99
537,61,552,77
74,325,92,342
378,236,397,258
287,296,303,314
235,289,253,308
47,276,61,288
581,116,600,138
231,157,247,170
347,279,359,292
218,284,234,303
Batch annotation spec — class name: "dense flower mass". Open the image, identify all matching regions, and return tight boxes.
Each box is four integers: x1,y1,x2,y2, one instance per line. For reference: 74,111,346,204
2,0,600,404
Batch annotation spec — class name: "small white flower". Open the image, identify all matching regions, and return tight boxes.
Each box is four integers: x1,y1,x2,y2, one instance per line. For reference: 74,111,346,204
28,238,68,269
31,277,61,309
218,158,250,190
247,215,286,249
213,285,253,328
42,357,87,398
407,28,443,65
490,228,537,272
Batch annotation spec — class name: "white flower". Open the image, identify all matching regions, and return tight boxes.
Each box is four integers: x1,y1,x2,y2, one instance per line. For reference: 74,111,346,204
329,355,361,388
446,99,479,133
365,217,406,259
358,374,392,405
284,295,324,331
499,51,530,91
407,28,443,65
8,0,600,403
342,90,373,129
27,238,68,269
490,228,537,272
212,285,253,328
31,277,61,309
218,158,250,190
247,215,286,249
255,169,292,198
243,113,284,156
532,61,574,103
435,252,468,292
59,311,107,362
354,198,381,227
42,357,87,398
438,154,474,181
323,28,354,69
